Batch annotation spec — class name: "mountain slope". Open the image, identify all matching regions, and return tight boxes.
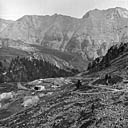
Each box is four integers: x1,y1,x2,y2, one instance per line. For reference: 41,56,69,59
85,41,128,80
67,7,128,60
0,15,80,50
1,7,128,69
0,38,87,70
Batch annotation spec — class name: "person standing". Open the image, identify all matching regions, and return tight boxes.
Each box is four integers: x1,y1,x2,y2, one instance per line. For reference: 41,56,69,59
91,103,95,113
76,79,81,89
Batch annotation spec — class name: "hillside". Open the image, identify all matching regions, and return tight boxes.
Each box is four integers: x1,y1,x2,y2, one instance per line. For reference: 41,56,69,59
0,46,86,72
1,44,128,127
86,42,128,75
1,7,128,63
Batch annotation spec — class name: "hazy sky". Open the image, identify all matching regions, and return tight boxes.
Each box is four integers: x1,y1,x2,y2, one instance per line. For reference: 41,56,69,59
0,0,128,20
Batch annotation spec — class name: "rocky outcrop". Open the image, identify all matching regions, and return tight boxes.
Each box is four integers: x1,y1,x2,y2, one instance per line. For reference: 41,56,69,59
66,7,128,60
0,92,14,101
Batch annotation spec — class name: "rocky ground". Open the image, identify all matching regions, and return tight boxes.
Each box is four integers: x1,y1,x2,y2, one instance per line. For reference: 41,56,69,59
0,74,128,128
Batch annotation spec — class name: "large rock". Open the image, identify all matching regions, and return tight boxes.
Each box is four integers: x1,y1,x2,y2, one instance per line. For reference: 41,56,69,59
22,95,39,107
0,92,14,101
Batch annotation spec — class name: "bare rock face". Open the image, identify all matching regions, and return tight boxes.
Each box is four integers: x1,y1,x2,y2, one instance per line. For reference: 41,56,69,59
0,19,13,33
67,7,128,60
0,15,79,48
1,7,128,66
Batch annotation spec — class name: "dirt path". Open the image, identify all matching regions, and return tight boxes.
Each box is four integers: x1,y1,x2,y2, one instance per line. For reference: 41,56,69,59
72,86,128,95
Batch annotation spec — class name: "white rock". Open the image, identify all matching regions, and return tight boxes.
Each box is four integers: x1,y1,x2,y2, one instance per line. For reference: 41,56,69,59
0,92,13,101
2,72,7,75
47,92,53,95
38,93,45,97
22,95,39,107
17,82,28,90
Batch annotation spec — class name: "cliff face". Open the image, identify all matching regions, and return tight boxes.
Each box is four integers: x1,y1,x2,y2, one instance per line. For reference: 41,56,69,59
1,7,128,69
67,7,128,60
0,15,79,49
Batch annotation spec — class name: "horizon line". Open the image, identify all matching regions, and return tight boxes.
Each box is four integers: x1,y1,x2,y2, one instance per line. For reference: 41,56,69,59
0,6,128,21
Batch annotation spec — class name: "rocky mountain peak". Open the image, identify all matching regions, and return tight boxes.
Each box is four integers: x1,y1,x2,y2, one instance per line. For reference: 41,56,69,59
83,7,128,19
82,8,102,19
115,7,128,18
105,7,128,19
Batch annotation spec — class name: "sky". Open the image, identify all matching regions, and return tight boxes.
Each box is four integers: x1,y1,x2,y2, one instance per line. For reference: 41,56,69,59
0,0,128,20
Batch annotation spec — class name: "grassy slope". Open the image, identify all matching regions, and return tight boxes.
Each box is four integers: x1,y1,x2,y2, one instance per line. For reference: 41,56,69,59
0,46,87,70
31,44,74,62
31,44,88,70
0,47,28,57
0,76,128,128
4,46,128,128
1,51,128,128
0,47,28,67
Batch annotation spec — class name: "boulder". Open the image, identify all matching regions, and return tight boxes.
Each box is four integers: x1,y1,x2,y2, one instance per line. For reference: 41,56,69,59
22,95,39,107
0,92,14,101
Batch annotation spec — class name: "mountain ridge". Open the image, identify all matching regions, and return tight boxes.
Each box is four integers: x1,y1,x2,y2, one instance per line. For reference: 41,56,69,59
1,7,128,70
